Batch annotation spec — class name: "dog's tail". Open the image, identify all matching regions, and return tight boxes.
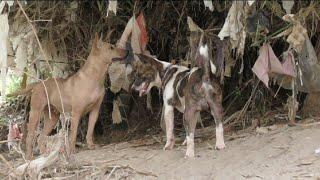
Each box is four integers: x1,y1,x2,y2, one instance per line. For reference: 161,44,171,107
198,42,216,81
7,82,38,97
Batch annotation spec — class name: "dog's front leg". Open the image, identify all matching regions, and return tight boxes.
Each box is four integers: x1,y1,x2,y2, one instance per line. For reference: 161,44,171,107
211,102,225,150
163,102,175,150
69,111,81,154
86,96,104,149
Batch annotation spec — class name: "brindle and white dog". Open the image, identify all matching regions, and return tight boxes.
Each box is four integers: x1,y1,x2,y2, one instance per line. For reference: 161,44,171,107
120,43,225,158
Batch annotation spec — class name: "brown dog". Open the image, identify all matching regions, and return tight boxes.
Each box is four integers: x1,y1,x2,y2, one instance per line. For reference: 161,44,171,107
9,34,127,159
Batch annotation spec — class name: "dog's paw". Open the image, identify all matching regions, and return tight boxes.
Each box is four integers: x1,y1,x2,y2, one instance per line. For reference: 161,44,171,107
87,143,97,150
163,140,175,150
215,142,226,150
184,149,195,159
68,146,77,154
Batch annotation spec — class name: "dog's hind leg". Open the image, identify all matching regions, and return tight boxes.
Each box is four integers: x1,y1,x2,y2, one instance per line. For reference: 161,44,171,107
26,110,41,159
207,94,225,150
163,103,175,150
26,94,47,160
38,107,59,154
184,106,198,158
86,95,104,149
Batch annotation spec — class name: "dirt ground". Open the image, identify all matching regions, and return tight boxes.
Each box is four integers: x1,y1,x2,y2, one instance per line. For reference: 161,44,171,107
71,123,320,180
1,122,320,179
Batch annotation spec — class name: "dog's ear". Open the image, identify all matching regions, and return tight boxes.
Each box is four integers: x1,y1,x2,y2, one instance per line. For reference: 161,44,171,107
136,54,150,64
94,33,99,45
91,33,105,54
136,54,163,70
91,33,100,53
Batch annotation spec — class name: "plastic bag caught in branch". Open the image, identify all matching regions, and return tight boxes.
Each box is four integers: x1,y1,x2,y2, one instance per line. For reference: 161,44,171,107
203,0,214,11
248,0,255,6
218,1,244,41
108,61,131,93
282,0,294,14
131,13,148,54
117,12,149,54
286,23,308,53
281,14,308,53
252,43,296,88
281,51,296,77
117,16,134,49
107,0,117,17
110,12,149,93
275,38,320,93
136,13,148,52
218,1,247,57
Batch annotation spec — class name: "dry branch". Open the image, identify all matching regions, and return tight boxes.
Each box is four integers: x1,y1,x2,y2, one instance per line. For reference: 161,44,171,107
9,131,65,179
0,153,15,174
